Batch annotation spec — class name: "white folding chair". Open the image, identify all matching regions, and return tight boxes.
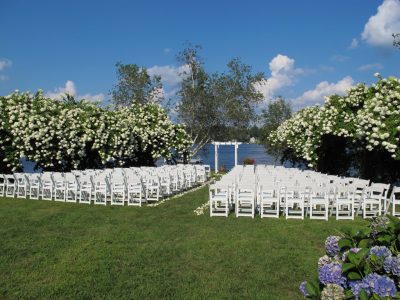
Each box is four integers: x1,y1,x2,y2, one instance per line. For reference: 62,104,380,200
0,174,5,197
5,174,16,198
40,173,54,200
235,184,256,218
391,186,400,217
78,175,94,204
309,190,329,221
259,187,279,218
28,174,41,200
94,174,110,205
110,174,126,206
15,173,29,198
285,187,304,220
335,186,355,220
53,173,66,202
127,176,144,206
209,184,231,217
363,186,384,219
65,173,78,203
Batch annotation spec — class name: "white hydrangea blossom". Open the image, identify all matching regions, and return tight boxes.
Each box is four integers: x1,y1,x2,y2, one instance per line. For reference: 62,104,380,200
0,91,192,171
269,75,400,167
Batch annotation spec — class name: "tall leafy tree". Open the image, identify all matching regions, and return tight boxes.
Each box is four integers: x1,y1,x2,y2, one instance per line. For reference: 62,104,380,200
207,58,264,140
261,97,292,163
176,44,265,157
393,33,400,49
111,62,163,107
176,44,221,157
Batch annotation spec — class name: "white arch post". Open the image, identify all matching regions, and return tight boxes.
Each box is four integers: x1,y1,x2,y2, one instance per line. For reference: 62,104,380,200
212,141,242,173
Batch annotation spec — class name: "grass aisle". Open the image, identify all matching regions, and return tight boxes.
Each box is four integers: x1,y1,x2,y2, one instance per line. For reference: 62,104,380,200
0,187,366,299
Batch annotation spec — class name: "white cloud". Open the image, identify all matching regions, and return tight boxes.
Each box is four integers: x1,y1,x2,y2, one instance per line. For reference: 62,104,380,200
163,48,171,54
349,38,359,49
0,58,12,71
0,75,8,81
362,0,400,47
358,63,383,71
293,76,354,106
254,54,305,100
46,80,105,102
147,64,190,86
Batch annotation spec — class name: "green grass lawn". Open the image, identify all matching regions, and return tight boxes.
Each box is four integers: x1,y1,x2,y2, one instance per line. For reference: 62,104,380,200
0,187,367,299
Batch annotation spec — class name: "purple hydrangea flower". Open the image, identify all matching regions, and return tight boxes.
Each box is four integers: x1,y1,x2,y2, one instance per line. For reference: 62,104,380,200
299,281,308,298
384,255,400,276
325,236,341,257
362,273,381,295
373,275,397,298
318,263,347,286
369,246,392,258
349,280,367,299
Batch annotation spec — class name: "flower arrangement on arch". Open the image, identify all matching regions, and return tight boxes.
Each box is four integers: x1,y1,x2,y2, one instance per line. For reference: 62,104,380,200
243,157,255,165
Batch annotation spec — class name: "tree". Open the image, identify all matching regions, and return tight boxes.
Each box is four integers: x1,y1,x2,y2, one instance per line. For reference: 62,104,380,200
176,44,265,158
393,33,400,49
176,44,221,158
207,58,265,141
110,62,163,107
261,97,292,163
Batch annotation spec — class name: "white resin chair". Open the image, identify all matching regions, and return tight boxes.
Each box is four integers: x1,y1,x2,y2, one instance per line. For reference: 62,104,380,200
235,184,256,218
94,174,110,205
5,174,16,198
110,174,126,206
363,186,384,219
127,176,144,206
0,174,5,197
335,187,355,220
285,187,304,220
53,173,66,202
15,173,29,199
259,187,279,218
40,173,54,200
370,183,391,214
209,184,230,217
28,173,41,200
391,186,400,217
78,175,94,204
309,190,329,221
65,173,78,203
144,176,160,202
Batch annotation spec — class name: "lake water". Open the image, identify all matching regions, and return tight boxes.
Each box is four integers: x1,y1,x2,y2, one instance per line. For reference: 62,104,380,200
21,143,282,172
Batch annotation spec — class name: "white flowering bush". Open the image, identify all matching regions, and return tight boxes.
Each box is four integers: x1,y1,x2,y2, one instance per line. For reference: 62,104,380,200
269,75,400,171
0,91,191,172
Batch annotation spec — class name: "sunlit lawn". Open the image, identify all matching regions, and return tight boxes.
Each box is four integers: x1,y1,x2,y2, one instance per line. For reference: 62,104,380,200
0,187,367,299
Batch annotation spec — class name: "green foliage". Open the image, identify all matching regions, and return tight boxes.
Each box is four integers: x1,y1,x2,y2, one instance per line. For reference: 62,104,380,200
111,62,163,106
261,97,292,162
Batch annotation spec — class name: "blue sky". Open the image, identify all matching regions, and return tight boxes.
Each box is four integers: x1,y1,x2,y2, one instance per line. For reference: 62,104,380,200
0,0,399,109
